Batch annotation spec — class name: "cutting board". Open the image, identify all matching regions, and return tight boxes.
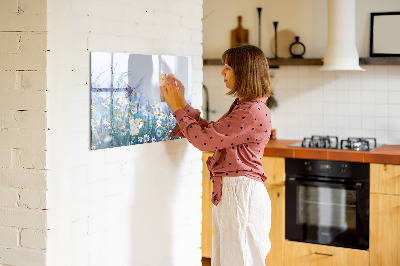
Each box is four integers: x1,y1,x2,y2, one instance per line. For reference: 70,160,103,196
231,16,249,48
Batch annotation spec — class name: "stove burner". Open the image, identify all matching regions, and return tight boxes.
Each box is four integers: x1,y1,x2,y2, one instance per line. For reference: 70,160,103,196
295,136,378,151
340,137,377,151
301,135,339,149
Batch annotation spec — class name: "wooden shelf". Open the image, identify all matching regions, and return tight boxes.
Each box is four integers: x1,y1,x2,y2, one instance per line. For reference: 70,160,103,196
203,57,400,67
203,58,323,67
359,57,400,65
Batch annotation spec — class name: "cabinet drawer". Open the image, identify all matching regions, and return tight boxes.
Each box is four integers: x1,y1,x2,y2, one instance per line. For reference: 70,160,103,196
284,241,369,266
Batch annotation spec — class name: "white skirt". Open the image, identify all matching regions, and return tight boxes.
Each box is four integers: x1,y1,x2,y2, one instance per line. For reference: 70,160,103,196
212,176,271,266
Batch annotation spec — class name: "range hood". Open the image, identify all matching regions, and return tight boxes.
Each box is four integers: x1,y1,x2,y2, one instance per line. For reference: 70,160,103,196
320,0,365,71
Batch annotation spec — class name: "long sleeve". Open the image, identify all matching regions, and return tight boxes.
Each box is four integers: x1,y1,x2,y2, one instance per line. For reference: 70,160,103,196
172,106,257,152
169,103,210,138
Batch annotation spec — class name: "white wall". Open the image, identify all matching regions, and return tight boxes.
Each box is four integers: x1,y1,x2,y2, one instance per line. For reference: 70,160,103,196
0,0,48,265
203,0,400,145
46,0,203,266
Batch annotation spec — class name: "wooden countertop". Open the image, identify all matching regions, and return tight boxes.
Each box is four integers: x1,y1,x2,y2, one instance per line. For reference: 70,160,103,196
263,139,400,165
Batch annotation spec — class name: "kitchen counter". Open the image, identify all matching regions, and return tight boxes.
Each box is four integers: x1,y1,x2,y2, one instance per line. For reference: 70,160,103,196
264,139,400,164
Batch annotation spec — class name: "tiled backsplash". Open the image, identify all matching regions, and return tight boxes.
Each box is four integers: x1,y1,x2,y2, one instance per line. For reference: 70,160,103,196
203,65,400,144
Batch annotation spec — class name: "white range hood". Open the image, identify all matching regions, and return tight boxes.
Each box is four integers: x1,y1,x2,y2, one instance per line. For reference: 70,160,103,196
320,0,365,71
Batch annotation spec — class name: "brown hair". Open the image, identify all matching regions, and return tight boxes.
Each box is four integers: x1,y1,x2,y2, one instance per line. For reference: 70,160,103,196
221,44,273,99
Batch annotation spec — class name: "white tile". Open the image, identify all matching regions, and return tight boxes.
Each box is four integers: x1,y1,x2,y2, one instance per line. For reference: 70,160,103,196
311,87,323,101
298,67,311,78
323,115,336,129
336,115,348,128
388,76,400,91
310,67,324,77
286,77,299,89
285,66,298,77
348,71,362,90
336,90,349,103
311,102,324,113
349,128,362,137
348,103,362,116
374,90,388,104
323,87,336,103
311,114,323,129
361,129,375,138
336,103,349,116
323,103,336,115
361,90,374,104
348,90,362,103
348,116,362,129
388,104,400,117
374,117,389,130
361,104,375,116
362,116,375,130
374,78,388,91
361,75,374,91
374,65,388,77
322,70,335,78
310,77,324,90
388,65,400,76
388,117,400,131
336,128,349,140
388,91,400,104
388,131,400,144
374,130,389,144
335,72,349,90
375,104,389,117
298,77,311,89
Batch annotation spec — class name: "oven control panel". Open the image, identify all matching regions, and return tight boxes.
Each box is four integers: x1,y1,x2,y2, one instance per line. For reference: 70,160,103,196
286,158,369,180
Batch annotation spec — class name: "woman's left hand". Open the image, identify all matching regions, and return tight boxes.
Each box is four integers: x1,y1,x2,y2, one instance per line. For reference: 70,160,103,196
160,78,184,113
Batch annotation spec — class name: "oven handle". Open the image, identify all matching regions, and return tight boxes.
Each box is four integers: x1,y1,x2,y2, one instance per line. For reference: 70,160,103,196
286,177,364,189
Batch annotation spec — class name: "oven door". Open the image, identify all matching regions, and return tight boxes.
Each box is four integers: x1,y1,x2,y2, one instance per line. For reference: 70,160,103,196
285,177,369,250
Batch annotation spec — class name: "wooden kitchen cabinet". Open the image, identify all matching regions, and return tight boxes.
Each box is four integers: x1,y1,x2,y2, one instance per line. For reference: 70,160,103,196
370,163,400,266
370,193,400,266
370,163,400,195
264,184,285,266
202,152,213,258
262,156,285,266
201,154,286,266
284,241,369,266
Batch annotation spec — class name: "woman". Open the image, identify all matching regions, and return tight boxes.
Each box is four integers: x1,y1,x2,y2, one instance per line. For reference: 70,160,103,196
161,44,273,266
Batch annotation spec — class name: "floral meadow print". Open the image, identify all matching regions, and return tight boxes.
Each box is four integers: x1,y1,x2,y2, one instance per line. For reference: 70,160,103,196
90,52,191,150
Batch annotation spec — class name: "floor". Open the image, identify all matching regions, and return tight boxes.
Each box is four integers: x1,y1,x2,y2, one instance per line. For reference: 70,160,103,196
202,257,211,266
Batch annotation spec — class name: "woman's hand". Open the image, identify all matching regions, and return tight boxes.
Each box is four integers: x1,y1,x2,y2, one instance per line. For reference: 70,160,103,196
161,77,185,113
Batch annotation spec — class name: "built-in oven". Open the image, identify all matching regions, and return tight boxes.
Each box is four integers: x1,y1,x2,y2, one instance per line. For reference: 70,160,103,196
285,158,370,250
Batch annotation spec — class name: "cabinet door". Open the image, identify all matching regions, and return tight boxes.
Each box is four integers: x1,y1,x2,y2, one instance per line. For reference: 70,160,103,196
262,156,285,185
202,152,213,258
284,241,369,266
370,163,400,195
370,193,400,266
264,184,284,266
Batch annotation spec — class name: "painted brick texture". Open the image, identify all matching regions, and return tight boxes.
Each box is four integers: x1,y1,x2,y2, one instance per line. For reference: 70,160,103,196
0,0,48,265
46,0,203,266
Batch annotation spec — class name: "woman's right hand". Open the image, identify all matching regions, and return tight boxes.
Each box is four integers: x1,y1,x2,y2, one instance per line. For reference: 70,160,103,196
167,75,187,108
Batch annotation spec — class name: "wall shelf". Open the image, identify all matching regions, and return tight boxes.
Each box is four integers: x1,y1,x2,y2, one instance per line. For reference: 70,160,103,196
203,57,400,67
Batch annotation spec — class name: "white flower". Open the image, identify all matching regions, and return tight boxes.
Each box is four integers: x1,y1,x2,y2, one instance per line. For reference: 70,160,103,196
152,137,156,142
143,134,150,143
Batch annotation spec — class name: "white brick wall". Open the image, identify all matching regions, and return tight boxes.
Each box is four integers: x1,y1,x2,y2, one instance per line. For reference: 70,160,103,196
46,1,203,266
0,0,48,265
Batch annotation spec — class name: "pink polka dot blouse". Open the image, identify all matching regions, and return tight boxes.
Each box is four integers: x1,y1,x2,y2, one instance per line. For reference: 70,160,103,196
170,97,272,206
